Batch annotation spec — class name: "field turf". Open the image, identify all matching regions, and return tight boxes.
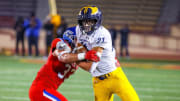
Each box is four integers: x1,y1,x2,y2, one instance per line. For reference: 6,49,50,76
0,56,180,101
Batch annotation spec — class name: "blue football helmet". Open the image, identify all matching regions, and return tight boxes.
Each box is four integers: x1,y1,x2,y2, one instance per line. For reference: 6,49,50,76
77,5,102,35
63,26,76,48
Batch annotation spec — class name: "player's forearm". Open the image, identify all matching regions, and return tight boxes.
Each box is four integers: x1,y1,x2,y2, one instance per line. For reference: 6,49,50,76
59,53,81,63
76,61,93,71
53,49,87,63
77,61,99,74
54,49,100,63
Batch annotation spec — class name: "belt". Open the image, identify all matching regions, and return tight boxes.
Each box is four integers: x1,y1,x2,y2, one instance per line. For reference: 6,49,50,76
97,73,111,80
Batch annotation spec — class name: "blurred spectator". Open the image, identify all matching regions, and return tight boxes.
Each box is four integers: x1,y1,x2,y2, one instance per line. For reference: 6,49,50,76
57,16,68,38
119,24,130,58
43,17,54,56
108,24,117,47
14,16,25,56
24,12,42,57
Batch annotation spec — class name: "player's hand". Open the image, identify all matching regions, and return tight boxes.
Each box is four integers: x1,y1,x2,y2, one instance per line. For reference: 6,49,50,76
85,50,100,62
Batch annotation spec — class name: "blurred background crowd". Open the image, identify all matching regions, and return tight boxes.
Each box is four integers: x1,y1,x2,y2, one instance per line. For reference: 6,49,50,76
0,0,180,60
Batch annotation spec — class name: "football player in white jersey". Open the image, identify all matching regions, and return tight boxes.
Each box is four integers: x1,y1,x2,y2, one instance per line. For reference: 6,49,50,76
74,5,140,101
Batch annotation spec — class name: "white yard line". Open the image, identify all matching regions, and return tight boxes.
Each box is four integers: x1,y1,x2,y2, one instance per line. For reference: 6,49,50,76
70,100,84,101
1,96,84,101
67,79,180,88
61,91,93,96
1,79,180,91
0,81,30,86
140,95,180,100
0,88,27,92
0,70,33,74
0,75,33,79
1,77,180,87
1,93,180,101
128,74,180,79
1,96,29,101
136,87,180,93
132,82,180,88
1,84,180,93
66,78,180,84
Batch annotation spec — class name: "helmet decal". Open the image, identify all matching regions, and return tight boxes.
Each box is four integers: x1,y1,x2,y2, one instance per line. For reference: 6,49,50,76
63,27,76,48
79,6,98,15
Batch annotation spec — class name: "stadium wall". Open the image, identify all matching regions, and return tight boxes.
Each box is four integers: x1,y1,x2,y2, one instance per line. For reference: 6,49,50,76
0,28,180,60
115,32,180,60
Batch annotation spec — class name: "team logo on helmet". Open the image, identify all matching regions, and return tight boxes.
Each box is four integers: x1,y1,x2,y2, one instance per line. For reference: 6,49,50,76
79,6,98,15
63,27,76,48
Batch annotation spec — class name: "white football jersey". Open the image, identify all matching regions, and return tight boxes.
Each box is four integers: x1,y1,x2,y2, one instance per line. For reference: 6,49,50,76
76,25,116,77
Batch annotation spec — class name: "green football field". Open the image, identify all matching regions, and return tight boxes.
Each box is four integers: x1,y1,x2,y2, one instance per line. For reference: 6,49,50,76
0,56,180,101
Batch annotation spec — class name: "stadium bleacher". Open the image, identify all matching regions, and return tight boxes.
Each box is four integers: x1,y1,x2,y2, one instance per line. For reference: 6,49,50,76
0,0,165,32
0,0,36,27
56,0,163,32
